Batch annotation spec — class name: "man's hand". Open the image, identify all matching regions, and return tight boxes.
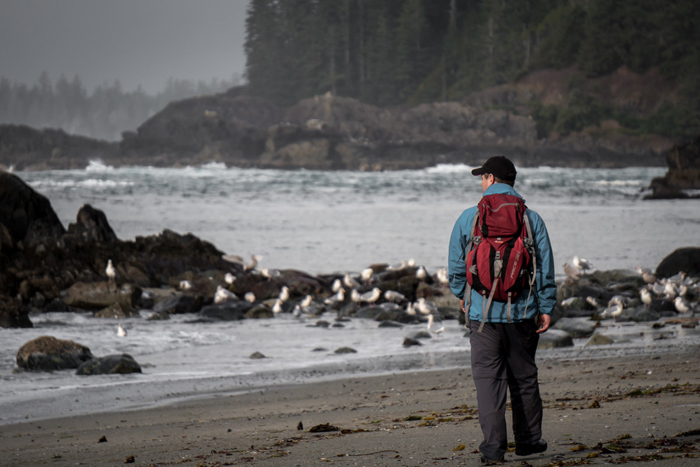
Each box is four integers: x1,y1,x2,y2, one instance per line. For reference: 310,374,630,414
460,299,465,313
536,313,551,334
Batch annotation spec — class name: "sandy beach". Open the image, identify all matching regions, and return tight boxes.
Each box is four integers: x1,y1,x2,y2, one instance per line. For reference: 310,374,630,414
2,349,699,466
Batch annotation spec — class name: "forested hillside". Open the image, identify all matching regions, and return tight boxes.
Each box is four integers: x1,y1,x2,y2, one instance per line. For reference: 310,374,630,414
244,0,700,137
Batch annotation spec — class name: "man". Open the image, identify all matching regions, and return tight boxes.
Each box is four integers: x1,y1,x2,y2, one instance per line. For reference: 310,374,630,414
448,156,556,464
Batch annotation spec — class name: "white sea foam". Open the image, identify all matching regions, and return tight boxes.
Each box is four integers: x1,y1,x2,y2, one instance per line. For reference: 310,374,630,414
426,163,473,173
85,159,114,172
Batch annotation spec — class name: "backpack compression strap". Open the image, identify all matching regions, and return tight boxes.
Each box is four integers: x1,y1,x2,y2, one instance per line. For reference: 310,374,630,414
463,213,480,328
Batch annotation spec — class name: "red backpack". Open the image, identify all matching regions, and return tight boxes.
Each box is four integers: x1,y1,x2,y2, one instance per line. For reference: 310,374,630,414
464,193,537,332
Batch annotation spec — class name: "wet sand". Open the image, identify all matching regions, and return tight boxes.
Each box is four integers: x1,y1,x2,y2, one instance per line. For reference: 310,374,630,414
1,351,699,466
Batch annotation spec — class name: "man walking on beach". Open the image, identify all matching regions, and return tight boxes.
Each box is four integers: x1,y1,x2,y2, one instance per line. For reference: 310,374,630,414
448,156,556,464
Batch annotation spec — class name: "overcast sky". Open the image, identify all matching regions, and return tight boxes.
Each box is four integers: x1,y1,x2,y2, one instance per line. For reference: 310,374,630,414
0,0,250,94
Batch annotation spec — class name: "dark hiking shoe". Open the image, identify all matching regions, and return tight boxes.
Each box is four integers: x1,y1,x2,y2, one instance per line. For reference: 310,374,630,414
515,439,548,456
480,455,505,465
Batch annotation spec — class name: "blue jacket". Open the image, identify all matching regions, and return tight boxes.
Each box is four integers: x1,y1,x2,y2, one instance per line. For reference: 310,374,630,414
448,183,557,322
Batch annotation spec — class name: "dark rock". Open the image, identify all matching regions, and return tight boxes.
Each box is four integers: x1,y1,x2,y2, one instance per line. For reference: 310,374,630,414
0,170,65,251
63,282,142,310
402,337,422,347
646,136,700,199
0,295,32,328
199,302,250,321
656,248,700,279
251,279,286,301
147,310,170,320
249,352,266,359
94,302,137,319
537,330,574,349
153,293,203,315
631,306,661,322
245,304,274,319
334,347,357,354
410,331,432,340
585,334,615,346
66,204,117,244
378,320,403,328
44,298,70,313
169,270,227,297
16,336,93,371
374,309,405,322
355,306,383,320
552,317,596,338
314,320,331,328
76,354,141,375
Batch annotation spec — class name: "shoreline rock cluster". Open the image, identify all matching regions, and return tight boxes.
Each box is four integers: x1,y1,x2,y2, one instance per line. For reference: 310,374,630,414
2,169,699,376
645,135,700,199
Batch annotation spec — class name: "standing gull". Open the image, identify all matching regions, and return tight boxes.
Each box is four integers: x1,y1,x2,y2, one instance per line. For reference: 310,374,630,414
427,314,445,337
416,266,428,281
343,274,361,289
106,259,116,283
215,286,238,304
278,286,290,302
416,297,438,315
244,255,262,272
572,256,595,273
117,322,127,337
324,288,345,306
359,288,381,306
332,279,342,293
384,290,406,303
224,273,236,285
361,268,374,284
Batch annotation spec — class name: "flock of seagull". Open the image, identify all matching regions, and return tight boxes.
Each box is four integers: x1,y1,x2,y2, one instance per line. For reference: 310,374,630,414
561,256,699,321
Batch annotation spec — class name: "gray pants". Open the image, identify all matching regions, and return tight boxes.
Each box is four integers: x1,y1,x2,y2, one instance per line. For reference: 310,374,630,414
469,319,543,460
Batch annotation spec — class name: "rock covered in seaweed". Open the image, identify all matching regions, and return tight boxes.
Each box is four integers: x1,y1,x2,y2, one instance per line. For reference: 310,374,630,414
16,336,93,371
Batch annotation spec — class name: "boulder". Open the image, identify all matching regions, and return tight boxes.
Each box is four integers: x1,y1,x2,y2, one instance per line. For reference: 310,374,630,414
402,337,422,347
656,248,700,279
94,302,137,319
334,347,357,354
631,306,661,322
199,302,250,321
245,304,274,319
63,282,142,310
76,354,142,375
16,336,93,371
537,330,574,349
66,204,117,244
646,136,700,199
152,293,203,315
0,295,32,328
0,171,65,251
585,334,615,346
552,317,596,338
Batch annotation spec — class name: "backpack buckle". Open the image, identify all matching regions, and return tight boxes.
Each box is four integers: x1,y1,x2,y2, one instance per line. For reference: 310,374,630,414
473,236,482,245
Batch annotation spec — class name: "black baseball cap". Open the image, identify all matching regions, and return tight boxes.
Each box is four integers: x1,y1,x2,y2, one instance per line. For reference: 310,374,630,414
471,156,517,182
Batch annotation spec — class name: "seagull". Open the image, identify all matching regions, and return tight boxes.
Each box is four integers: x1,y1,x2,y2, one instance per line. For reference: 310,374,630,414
117,322,127,337
272,299,283,314
292,304,302,318
343,274,361,289
278,286,290,302
224,273,236,285
602,303,623,322
244,292,256,303
244,254,262,272
407,258,416,267
332,279,342,293
416,297,438,315
636,266,657,284
106,259,116,283
324,288,345,306
651,282,666,296
387,260,407,271
384,290,406,303
640,288,653,307
215,285,238,304
563,263,580,280
261,268,281,280
300,295,313,307
608,295,626,308
351,289,362,303
427,314,445,336
436,268,449,286
572,256,595,273
360,268,374,284
405,302,417,315
179,279,193,291
586,296,601,309
674,296,692,314
664,281,677,300
416,266,428,281
359,288,381,306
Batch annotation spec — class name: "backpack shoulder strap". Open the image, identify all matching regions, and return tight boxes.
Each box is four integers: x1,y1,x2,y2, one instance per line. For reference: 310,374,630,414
463,212,480,328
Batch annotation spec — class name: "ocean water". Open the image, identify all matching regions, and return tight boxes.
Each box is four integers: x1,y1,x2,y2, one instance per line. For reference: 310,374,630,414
1,162,699,425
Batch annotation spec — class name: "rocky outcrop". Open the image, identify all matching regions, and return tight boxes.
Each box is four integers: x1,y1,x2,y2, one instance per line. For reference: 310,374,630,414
0,295,32,328
646,136,700,199
0,170,66,252
0,124,117,171
16,336,93,371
